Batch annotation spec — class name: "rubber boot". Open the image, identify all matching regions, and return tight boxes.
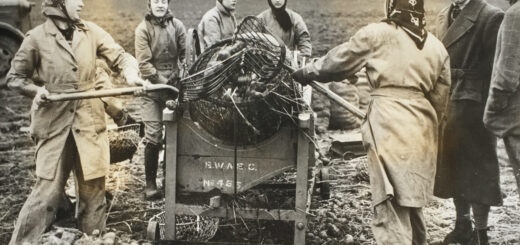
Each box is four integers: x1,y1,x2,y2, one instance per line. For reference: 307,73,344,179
443,219,472,245
468,229,489,245
144,143,161,200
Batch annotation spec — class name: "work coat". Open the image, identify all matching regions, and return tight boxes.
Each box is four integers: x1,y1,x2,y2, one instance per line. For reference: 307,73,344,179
257,8,312,57
302,22,451,207
434,0,504,206
198,0,237,50
7,19,139,181
484,2,520,138
135,17,186,80
135,16,186,121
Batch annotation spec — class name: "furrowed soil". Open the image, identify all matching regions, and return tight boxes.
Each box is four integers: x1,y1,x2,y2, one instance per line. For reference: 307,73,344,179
1,0,518,244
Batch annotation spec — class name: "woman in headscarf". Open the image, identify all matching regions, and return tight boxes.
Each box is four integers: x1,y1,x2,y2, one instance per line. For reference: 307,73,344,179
292,0,451,243
7,0,143,243
135,0,186,200
257,0,312,58
198,0,237,50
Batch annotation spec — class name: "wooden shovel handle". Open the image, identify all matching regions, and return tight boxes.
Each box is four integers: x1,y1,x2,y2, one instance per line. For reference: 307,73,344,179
283,64,366,119
44,84,179,102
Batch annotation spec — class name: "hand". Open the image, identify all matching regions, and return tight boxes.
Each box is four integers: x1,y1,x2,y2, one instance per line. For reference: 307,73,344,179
157,74,169,84
34,87,50,109
134,79,153,96
291,68,312,86
487,89,510,112
167,72,180,87
126,74,146,86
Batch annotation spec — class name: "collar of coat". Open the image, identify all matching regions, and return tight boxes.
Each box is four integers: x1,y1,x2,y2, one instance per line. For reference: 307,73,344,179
453,0,471,10
43,17,89,36
42,6,87,32
43,18,89,62
216,0,234,17
438,0,486,47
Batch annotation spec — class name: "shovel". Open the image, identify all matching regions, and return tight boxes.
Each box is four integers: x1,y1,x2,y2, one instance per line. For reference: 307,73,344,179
41,84,179,102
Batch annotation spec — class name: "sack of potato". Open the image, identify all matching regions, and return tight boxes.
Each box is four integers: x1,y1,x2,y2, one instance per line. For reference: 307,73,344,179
329,80,360,130
311,86,331,133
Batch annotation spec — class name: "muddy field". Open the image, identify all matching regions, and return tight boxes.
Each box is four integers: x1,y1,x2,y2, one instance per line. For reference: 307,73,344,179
1,0,519,244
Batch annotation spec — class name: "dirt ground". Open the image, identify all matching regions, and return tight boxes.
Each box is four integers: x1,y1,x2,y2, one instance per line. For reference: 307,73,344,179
1,0,519,244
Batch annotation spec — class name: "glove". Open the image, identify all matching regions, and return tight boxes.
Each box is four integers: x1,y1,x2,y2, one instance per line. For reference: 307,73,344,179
291,68,312,86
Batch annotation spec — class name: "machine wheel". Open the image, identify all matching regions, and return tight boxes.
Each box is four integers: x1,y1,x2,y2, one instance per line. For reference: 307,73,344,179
320,166,331,200
0,34,21,88
146,221,161,241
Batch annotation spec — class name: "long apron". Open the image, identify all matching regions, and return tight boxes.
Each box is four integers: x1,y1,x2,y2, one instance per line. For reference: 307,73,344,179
361,88,439,208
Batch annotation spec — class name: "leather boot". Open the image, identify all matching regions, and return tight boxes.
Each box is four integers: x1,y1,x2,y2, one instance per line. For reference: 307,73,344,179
468,229,489,245
443,219,472,245
144,143,161,200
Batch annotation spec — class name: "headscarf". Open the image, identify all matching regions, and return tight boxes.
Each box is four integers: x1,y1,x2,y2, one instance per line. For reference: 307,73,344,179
383,0,428,49
217,0,235,15
42,0,85,39
268,0,292,32
145,0,174,28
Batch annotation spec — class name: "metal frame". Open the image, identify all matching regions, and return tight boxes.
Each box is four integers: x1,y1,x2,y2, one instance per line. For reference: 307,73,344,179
160,108,314,244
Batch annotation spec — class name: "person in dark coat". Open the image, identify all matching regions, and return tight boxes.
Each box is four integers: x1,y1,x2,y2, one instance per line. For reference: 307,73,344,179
484,0,520,201
257,0,312,58
434,0,504,244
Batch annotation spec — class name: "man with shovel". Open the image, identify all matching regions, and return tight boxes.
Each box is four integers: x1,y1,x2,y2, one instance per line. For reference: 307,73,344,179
6,0,145,243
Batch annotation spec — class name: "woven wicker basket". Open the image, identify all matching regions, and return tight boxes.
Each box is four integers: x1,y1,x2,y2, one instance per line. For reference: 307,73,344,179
149,212,220,242
108,124,141,163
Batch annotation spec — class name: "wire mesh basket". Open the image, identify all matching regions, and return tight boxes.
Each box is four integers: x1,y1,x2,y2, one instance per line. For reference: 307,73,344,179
108,123,141,164
150,212,220,242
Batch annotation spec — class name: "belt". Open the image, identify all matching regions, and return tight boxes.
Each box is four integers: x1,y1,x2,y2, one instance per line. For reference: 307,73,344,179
451,68,480,80
45,82,95,93
156,63,176,70
371,87,424,99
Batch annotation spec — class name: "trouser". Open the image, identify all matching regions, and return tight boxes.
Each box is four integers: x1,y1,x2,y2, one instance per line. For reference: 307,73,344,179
371,199,427,245
144,121,164,146
9,134,106,245
453,198,490,230
141,93,170,145
503,135,520,197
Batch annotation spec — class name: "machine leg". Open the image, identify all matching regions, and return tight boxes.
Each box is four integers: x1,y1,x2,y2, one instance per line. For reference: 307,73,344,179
164,118,178,240
146,221,160,241
294,129,310,245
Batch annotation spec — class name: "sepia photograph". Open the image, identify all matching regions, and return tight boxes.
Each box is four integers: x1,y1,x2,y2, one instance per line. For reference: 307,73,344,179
0,0,519,244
